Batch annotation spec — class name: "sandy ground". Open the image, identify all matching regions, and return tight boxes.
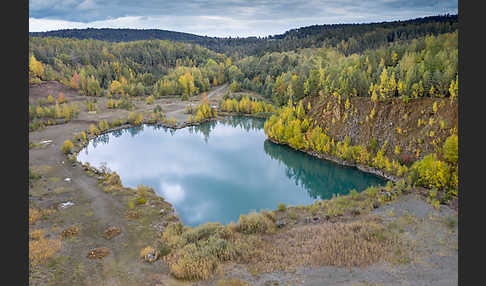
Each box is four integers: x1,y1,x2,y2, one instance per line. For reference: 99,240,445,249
29,81,457,286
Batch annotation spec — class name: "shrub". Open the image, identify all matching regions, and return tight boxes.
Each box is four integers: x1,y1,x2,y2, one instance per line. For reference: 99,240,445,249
181,223,231,244
368,138,378,153
61,140,74,154
168,236,236,280
88,124,99,136
85,99,98,112
234,212,275,234
409,154,451,189
277,202,286,212
288,210,297,220
145,95,155,105
442,134,458,165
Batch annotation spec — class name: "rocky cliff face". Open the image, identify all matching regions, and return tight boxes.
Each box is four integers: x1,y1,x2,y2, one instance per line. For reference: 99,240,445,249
304,95,458,164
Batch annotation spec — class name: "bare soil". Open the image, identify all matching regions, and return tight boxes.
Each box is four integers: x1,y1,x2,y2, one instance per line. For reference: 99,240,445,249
29,81,457,285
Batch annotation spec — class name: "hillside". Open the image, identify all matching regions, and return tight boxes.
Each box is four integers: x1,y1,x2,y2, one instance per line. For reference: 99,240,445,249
30,14,457,58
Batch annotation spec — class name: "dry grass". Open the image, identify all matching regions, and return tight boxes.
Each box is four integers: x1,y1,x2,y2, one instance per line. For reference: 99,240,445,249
103,226,121,240
158,181,409,280
313,219,398,267
124,210,141,219
29,208,42,225
61,225,80,238
29,229,62,267
233,216,401,272
87,247,110,259
103,172,123,192
29,228,45,240
29,208,55,225
161,223,237,280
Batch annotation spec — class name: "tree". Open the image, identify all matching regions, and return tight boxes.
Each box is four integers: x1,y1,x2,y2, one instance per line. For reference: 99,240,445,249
71,71,80,89
442,134,458,165
29,55,44,78
110,80,123,95
179,72,198,97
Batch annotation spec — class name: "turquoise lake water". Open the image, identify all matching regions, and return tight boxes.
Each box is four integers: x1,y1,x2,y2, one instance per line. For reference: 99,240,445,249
77,117,386,226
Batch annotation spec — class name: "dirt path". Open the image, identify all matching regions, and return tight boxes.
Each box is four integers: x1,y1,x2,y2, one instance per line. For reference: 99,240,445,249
164,83,228,122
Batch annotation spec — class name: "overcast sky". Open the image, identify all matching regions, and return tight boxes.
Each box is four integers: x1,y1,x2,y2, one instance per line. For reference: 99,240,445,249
29,0,458,37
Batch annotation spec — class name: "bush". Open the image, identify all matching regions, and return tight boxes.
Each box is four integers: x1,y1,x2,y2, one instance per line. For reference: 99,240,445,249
368,138,378,153
181,223,231,244
234,212,275,234
277,202,287,212
145,95,155,105
409,154,451,189
161,222,237,280
61,140,74,154
135,197,147,205
168,236,236,280
442,134,458,165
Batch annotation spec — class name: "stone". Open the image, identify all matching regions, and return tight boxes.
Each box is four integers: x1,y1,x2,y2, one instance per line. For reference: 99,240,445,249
351,208,360,216
60,201,74,208
276,220,286,228
312,216,320,222
373,201,380,209
304,216,310,224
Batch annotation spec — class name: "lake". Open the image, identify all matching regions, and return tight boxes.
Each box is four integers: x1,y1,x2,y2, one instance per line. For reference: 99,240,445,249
77,117,386,226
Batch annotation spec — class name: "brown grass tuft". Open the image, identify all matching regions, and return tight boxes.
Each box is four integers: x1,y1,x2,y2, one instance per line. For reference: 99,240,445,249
61,225,80,238
87,247,110,259
124,210,141,219
103,226,121,240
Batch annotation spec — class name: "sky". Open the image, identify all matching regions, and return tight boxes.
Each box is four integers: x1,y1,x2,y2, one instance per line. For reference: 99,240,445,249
29,0,458,38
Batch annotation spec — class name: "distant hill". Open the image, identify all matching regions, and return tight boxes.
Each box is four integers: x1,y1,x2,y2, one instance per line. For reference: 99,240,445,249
30,14,457,58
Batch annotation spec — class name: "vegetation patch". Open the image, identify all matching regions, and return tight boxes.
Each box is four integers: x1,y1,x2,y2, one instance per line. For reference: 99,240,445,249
103,226,121,240
29,207,56,225
312,219,398,267
61,225,80,238
87,247,110,259
140,246,158,263
29,229,62,267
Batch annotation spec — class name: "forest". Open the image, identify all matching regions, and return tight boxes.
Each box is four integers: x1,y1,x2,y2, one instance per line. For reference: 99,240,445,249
29,37,229,98
30,14,457,58
30,16,458,108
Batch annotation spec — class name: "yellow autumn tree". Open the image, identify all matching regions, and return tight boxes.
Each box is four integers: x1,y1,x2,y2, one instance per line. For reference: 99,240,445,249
29,55,44,78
